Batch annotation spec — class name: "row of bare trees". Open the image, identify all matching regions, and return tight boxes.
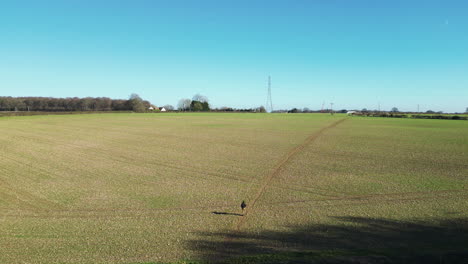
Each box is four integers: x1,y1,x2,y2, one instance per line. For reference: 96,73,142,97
0,94,151,112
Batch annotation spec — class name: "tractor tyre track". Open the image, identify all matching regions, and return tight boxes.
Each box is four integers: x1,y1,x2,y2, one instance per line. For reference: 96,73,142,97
0,177,64,211
233,118,348,232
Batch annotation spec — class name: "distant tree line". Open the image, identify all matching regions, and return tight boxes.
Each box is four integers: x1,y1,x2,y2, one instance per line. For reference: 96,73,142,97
0,94,151,112
211,106,266,113
276,107,466,116
177,94,267,113
348,110,467,120
272,108,334,113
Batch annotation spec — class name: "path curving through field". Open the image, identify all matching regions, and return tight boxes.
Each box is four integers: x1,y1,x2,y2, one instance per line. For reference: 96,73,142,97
232,117,348,232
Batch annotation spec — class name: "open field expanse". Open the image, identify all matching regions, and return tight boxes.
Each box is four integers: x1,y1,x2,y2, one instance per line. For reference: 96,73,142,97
1,113,467,263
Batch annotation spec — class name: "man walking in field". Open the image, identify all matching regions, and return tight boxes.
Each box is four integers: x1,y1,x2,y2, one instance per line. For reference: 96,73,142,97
241,200,246,213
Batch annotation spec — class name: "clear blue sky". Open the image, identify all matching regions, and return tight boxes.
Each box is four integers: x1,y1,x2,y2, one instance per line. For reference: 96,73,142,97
1,0,467,112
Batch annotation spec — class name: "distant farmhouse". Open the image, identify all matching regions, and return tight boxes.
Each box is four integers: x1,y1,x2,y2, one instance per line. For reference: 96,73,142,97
347,111,358,115
147,106,168,112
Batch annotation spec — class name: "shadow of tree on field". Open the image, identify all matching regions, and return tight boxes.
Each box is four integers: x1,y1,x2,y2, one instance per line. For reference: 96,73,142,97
186,216,468,263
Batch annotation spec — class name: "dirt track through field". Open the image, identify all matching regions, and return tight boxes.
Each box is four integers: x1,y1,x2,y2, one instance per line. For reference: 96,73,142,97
232,118,348,232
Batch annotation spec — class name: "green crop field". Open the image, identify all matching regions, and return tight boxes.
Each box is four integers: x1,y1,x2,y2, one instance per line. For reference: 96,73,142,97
0,113,467,263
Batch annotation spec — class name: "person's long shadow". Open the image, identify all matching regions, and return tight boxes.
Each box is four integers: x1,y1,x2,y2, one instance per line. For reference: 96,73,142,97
211,211,243,217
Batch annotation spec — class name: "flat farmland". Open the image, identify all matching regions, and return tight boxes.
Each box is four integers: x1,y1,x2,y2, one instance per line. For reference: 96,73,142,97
0,113,467,263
